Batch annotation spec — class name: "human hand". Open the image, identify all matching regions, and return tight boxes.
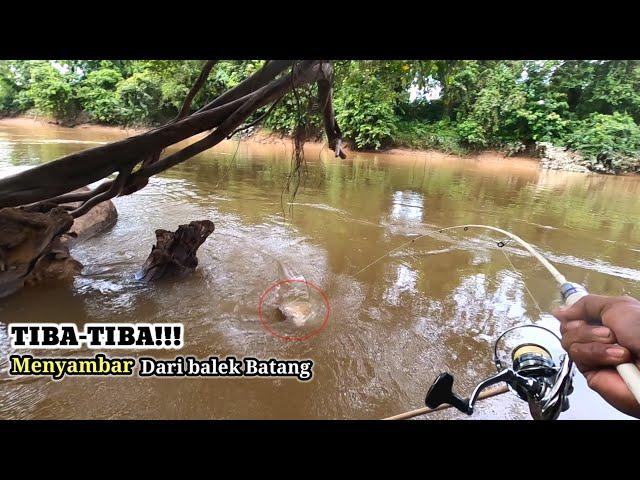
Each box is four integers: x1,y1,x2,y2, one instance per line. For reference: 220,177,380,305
552,294,640,418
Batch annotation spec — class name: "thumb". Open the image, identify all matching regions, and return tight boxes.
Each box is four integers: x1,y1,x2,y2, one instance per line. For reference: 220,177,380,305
555,295,613,325
552,303,581,323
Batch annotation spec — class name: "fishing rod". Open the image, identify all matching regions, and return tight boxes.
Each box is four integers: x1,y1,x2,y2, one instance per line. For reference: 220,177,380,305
377,224,640,420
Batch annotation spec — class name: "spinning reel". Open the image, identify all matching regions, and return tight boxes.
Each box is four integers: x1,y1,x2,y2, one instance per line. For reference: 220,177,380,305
425,324,575,420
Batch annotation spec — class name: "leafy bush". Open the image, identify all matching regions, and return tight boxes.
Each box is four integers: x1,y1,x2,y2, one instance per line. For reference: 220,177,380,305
333,66,398,150
455,119,488,149
76,68,123,123
459,63,527,146
116,72,163,124
565,112,640,172
26,62,78,122
395,119,466,154
264,85,323,137
0,76,17,114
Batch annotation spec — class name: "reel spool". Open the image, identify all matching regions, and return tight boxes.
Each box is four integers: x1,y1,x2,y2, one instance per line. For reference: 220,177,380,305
426,324,574,420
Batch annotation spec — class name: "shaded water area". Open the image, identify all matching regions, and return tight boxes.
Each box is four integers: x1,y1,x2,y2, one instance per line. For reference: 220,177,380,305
0,119,639,419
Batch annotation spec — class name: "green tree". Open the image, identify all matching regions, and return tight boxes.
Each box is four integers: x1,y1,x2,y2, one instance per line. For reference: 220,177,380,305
566,112,640,172
116,71,163,124
26,61,78,122
332,61,403,150
76,68,123,123
0,63,18,114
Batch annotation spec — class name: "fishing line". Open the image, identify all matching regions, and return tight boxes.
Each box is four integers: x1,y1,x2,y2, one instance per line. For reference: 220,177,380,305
497,241,544,317
354,224,547,322
355,224,567,287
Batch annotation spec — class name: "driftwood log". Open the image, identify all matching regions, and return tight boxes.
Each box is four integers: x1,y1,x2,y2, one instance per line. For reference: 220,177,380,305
0,207,79,297
0,190,117,298
140,220,215,281
65,189,118,245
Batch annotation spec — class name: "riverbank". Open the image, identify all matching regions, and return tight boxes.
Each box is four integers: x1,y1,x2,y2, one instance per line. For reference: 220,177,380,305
0,116,149,136
0,116,601,175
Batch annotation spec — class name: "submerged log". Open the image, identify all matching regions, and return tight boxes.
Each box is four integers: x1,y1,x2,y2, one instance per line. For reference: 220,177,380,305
24,235,83,289
0,191,118,298
140,220,215,281
0,207,77,297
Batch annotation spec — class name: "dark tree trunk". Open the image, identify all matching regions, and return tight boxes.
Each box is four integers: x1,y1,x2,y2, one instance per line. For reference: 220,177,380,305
139,220,215,281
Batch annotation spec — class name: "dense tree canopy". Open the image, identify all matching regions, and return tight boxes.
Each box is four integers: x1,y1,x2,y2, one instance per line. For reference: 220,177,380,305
1,60,639,172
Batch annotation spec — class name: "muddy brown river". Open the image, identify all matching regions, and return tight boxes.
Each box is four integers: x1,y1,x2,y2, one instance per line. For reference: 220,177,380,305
1,119,639,419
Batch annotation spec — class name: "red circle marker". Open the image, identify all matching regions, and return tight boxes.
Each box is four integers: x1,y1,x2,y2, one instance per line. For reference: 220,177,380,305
258,279,330,342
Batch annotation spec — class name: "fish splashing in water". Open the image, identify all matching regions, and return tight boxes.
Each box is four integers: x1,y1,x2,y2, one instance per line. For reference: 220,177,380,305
272,259,317,327
275,300,314,327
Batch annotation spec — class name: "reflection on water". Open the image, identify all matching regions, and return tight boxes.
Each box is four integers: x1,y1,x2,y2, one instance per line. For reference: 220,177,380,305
390,190,424,223
384,263,418,306
0,120,639,420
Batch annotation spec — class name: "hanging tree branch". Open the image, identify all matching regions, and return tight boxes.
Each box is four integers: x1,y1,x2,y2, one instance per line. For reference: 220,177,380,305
227,94,285,139
317,62,346,159
195,60,294,114
174,60,218,122
133,60,219,197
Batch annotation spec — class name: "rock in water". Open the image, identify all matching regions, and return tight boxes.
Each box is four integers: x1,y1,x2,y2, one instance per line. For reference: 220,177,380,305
66,196,118,244
140,220,215,281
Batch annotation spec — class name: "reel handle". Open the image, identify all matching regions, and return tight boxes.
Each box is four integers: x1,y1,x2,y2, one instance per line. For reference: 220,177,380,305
425,373,472,414
561,283,640,408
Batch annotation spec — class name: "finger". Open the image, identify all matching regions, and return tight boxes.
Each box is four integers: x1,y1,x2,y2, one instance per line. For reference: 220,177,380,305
552,294,616,324
559,319,585,335
568,342,632,370
600,298,640,355
561,324,616,352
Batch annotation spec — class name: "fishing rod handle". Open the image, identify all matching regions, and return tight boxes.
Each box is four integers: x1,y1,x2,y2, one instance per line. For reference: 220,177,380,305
561,282,640,407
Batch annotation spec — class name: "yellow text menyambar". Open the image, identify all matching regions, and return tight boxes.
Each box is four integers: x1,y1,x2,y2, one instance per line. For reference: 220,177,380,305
9,354,135,380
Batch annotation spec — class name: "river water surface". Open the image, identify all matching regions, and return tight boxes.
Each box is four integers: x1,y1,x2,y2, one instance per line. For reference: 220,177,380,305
0,119,639,419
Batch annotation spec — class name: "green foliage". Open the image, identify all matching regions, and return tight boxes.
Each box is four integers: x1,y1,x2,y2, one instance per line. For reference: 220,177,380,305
395,119,466,155
144,60,210,112
333,62,400,150
76,68,123,123
0,59,638,172
455,119,488,149
434,60,482,119
0,76,17,114
549,61,640,122
26,62,78,121
115,72,163,124
565,113,640,172
455,63,525,146
264,84,323,137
